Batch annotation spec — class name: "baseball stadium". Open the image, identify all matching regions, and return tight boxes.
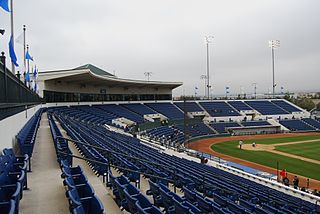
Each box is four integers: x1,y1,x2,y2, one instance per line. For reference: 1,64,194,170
1,1,320,214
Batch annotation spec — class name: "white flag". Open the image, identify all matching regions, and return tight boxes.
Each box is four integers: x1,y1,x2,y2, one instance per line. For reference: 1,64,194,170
15,32,24,46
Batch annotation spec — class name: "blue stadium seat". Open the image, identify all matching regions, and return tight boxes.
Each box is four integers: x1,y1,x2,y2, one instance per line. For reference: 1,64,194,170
199,101,240,117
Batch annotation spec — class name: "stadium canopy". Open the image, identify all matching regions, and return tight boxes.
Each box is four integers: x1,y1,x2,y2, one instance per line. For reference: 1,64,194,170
39,64,182,88
37,64,182,102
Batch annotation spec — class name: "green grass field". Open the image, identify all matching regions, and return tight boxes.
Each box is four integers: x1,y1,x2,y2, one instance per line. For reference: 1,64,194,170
211,134,320,180
275,141,320,161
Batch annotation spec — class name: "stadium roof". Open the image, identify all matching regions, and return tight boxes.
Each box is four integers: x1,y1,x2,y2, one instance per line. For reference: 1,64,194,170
39,64,182,89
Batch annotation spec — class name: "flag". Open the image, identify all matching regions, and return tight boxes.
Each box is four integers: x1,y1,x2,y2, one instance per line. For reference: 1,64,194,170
0,0,10,12
26,50,33,61
33,66,37,78
15,32,24,46
9,36,19,67
25,71,30,82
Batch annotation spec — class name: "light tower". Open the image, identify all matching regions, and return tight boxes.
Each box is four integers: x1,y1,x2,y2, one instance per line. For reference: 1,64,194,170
144,72,152,81
205,36,214,99
252,83,257,99
200,74,207,98
268,40,280,98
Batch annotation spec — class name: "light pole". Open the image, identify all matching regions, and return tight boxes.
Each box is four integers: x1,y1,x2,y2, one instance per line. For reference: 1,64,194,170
205,36,214,100
269,40,280,98
144,72,152,81
200,74,207,98
252,83,257,99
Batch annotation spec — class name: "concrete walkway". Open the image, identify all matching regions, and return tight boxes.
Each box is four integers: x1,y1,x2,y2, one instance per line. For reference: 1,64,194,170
20,112,69,214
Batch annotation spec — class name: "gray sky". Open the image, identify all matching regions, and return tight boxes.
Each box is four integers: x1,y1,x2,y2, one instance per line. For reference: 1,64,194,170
1,0,319,96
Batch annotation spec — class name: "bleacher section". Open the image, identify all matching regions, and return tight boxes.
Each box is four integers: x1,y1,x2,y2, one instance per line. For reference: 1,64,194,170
0,148,28,214
279,119,316,131
73,105,116,124
302,118,320,130
174,102,203,112
144,126,184,146
50,109,319,213
48,113,105,213
145,103,184,119
271,100,302,113
175,123,215,137
227,101,253,111
0,111,43,214
199,101,240,117
16,109,43,159
121,103,157,116
245,100,289,115
210,122,241,134
95,104,144,124
241,120,271,127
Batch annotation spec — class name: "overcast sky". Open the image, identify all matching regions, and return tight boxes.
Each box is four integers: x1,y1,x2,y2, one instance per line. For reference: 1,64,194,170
1,0,319,96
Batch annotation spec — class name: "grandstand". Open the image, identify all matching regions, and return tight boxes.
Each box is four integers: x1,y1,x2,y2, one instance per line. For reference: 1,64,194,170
1,58,320,213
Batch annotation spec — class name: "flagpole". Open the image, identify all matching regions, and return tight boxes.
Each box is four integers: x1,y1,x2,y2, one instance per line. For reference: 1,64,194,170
10,0,15,74
26,45,30,87
23,25,26,69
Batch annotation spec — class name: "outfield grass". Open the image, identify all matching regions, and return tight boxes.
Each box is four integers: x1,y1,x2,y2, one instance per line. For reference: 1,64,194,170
236,134,320,145
211,134,320,180
275,141,320,161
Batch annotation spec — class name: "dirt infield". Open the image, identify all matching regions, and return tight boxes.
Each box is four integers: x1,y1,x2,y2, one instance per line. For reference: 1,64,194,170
188,132,320,190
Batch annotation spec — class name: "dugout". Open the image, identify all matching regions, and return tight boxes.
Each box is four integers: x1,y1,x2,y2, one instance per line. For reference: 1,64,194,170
226,125,282,135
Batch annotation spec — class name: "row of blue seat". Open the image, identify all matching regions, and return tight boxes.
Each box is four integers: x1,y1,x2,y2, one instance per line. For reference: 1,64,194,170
51,108,319,213
108,171,162,214
0,148,29,214
16,108,43,158
47,112,105,214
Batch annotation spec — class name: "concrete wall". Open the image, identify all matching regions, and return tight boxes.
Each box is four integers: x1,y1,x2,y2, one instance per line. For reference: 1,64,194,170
0,104,42,151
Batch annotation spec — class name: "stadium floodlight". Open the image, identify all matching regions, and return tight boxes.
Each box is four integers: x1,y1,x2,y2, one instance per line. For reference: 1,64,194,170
200,74,207,98
252,83,257,99
144,71,152,81
0,29,5,35
269,40,280,98
205,35,214,100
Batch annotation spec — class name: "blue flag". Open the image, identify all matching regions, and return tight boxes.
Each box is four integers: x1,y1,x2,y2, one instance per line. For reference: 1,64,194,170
33,67,37,78
9,36,19,67
25,71,30,82
26,50,34,61
0,0,10,12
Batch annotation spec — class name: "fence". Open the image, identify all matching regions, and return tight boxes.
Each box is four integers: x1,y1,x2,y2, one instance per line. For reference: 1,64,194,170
0,52,43,120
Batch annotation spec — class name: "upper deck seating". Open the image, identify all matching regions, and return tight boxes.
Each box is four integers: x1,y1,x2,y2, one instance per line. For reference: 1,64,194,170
121,103,157,116
145,103,184,119
199,102,240,117
173,102,203,112
271,100,302,113
227,101,253,111
245,101,289,115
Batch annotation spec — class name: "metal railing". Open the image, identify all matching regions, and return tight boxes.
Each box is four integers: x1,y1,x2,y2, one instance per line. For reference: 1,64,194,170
0,53,42,120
